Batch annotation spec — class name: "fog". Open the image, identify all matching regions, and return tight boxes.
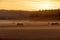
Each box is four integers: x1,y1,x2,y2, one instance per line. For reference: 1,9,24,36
0,20,60,40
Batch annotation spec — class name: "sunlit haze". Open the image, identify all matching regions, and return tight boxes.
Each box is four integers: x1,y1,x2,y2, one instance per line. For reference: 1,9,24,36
0,0,60,11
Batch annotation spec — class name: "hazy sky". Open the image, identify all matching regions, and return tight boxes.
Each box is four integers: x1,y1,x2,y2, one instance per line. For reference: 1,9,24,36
0,0,60,11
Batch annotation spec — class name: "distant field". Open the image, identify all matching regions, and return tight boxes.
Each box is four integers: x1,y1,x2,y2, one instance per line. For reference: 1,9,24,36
0,20,60,27
0,20,60,40
0,27,60,40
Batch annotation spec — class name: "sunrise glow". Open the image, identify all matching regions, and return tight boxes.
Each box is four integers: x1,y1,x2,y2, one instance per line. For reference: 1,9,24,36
0,0,60,11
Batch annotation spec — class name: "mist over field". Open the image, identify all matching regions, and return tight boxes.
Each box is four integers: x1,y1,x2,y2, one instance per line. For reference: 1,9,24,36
0,9,60,40
0,0,60,40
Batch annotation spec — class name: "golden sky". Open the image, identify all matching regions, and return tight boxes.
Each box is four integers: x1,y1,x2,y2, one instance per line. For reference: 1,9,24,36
0,0,60,11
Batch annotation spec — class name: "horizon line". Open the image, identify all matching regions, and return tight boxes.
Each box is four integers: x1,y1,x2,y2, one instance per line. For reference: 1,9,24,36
0,8,60,11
